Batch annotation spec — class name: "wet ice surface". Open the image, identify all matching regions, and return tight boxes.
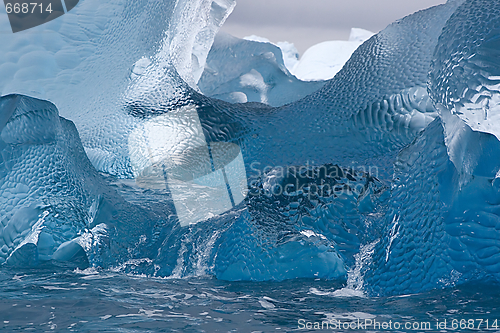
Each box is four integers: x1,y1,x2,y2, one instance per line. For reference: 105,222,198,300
0,267,499,332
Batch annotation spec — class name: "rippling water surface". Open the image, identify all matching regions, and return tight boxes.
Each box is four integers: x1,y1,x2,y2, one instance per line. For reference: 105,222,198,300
0,266,498,332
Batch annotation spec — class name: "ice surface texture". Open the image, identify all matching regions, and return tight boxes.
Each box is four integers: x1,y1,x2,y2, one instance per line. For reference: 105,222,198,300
240,1,462,176
2,0,500,296
0,94,181,268
0,94,346,280
366,0,500,295
0,0,235,178
0,95,103,266
430,0,500,141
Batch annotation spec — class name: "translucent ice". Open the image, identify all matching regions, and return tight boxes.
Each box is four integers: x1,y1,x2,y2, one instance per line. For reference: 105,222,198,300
0,95,186,268
0,0,235,177
3,0,500,296
0,95,102,266
365,117,500,296
198,33,325,106
240,2,461,175
0,95,351,280
429,0,500,141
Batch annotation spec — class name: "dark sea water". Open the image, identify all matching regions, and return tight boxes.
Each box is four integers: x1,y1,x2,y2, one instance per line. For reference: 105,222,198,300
1,265,499,332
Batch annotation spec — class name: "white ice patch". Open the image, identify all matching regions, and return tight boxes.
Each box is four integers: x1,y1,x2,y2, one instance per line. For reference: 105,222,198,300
300,230,327,240
291,28,374,81
240,69,268,104
454,88,500,141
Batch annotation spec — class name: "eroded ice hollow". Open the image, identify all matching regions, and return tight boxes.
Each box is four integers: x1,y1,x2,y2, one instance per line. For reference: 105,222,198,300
1,0,500,296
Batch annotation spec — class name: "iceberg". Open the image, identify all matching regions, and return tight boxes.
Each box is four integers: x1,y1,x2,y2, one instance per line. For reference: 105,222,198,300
291,28,375,81
198,32,325,106
0,0,235,177
0,94,103,266
242,36,301,77
0,94,181,268
429,0,500,175
2,0,500,297
198,28,374,105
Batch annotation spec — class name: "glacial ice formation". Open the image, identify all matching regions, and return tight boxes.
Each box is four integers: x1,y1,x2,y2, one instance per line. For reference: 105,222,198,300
0,94,349,281
291,28,375,81
0,94,181,267
198,33,325,106
429,0,500,141
198,28,375,106
364,0,500,296
1,0,500,296
239,1,462,175
0,0,235,177
241,35,301,72
0,95,104,266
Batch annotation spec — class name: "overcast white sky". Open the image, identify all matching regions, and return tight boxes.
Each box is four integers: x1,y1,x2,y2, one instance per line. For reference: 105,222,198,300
220,0,447,54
